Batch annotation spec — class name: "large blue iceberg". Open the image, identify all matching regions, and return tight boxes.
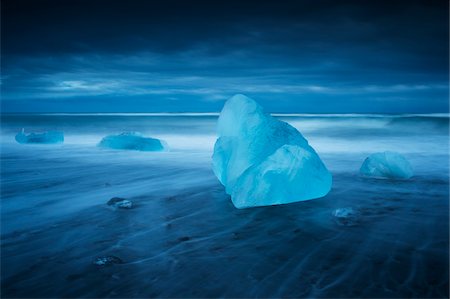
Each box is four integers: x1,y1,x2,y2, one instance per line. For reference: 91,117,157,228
212,94,332,209
360,151,413,179
98,132,167,151
15,129,64,144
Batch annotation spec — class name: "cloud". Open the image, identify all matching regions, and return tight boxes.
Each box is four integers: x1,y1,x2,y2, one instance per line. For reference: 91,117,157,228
3,59,447,103
1,0,448,112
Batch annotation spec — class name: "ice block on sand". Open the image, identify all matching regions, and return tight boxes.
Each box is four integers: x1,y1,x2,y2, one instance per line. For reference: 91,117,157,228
15,129,64,144
360,151,413,179
98,132,167,151
212,94,332,208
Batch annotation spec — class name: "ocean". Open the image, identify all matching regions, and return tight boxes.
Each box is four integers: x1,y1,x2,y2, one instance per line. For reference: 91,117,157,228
1,113,449,298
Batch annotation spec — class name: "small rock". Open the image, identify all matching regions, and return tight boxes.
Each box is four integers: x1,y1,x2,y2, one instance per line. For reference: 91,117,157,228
107,197,126,205
93,256,123,266
107,197,133,209
115,200,132,209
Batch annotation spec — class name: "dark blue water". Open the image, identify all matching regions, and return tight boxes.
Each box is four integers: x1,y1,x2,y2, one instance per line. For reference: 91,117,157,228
1,114,448,298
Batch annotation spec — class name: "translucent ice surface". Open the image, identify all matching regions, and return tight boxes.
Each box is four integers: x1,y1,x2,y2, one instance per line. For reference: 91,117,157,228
15,129,64,144
212,94,332,208
98,132,167,151
360,151,413,179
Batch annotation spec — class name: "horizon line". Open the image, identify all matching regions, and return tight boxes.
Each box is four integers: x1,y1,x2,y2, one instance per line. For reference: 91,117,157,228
1,112,449,117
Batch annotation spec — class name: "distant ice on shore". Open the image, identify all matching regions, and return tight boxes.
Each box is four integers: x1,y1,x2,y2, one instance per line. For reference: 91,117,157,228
15,128,64,144
98,132,168,152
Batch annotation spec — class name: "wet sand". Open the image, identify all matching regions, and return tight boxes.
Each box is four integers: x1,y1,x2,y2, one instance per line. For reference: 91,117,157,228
1,114,448,298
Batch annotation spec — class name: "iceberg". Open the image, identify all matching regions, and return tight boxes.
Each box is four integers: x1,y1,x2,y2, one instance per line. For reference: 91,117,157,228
15,128,64,144
360,151,413,179
98,132,167,151
212,94,332,208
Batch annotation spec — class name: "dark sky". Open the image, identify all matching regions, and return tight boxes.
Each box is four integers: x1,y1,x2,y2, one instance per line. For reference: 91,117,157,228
2,0,449,113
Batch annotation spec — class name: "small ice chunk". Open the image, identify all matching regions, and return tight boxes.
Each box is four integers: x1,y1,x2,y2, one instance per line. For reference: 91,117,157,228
333,207,359,226
360,151,413,179
212,94,332,208
98,132,167,151
333,207,356,218
93,256,123,266
107,197,133,209
15,128,64,144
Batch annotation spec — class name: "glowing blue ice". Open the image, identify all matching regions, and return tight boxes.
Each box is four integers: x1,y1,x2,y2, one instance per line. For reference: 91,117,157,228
98,132,167,151
360,151,413,179
212,94,332,208
15,129,64,144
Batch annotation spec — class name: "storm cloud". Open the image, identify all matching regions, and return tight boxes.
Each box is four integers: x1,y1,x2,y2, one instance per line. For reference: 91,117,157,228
2,0,448,113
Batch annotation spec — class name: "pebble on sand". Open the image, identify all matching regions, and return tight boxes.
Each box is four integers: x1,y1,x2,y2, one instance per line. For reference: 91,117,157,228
107,197,133,209
93,256,123,266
